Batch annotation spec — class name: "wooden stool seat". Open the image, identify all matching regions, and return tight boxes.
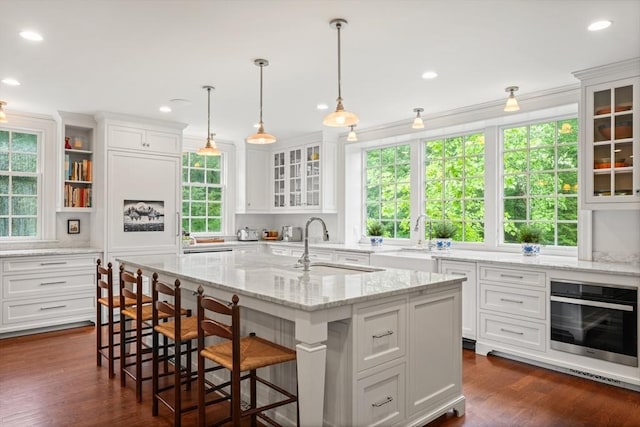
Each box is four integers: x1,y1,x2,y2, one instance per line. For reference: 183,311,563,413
154,316,199,342
98,294,151,308
122,304,185,322
201,335,296,372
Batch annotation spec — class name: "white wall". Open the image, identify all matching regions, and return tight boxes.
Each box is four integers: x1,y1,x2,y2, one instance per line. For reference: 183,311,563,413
592,210,640,262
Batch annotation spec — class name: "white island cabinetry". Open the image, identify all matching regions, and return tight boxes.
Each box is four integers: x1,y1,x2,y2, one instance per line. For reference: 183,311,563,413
439,259,477,341
118,252,465,427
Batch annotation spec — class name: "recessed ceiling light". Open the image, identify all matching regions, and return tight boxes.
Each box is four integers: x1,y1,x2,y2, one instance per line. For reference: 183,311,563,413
1,78,20,86
19,30,43,41
588,20,612,31
159,106,172,113
421,71,438,79
316,103,329,110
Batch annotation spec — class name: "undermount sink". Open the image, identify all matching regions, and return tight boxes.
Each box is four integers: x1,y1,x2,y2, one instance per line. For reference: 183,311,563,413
288,262,385,275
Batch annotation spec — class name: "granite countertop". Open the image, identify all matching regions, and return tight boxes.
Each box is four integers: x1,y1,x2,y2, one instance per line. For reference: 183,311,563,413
117,252,464,311
371,249,640,277
185,240,396,254
0,247,103,258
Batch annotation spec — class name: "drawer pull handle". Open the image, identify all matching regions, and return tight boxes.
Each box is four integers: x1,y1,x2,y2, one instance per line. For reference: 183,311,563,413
500,298,524,304
40,281,67,286
500,327,524,335
40,305,67,311
371,396,393,407
500,273,524,280
39,261,67,266
450,271,467,276
372,330,394,339
344,258,359,262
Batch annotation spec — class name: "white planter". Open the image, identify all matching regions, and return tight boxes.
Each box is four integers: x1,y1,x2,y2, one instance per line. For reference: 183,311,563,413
370,236,384,247
521,243,541,256
435,238,452,251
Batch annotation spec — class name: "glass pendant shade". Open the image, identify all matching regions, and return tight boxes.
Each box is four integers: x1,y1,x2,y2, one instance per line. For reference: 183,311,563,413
247,59,276,144
347,125,358,141
0,101,7,123
197,134,221,156
199,86,221,156
503,86,520,112
323,19,359,127
412,107,424,129
247,123,277,144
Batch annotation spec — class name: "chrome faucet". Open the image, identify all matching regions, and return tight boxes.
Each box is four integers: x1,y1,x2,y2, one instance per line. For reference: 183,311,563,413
298,217,330,271
414,214,434,250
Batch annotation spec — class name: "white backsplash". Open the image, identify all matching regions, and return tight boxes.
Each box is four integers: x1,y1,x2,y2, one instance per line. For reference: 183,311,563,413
235,213,339,243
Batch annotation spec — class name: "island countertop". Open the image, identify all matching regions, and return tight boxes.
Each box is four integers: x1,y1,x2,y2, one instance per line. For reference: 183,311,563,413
117,251,464,312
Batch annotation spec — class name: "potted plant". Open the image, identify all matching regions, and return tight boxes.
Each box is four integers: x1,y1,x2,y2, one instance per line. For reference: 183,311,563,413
518,224,542,256
367,221,385,247
433,221,456,250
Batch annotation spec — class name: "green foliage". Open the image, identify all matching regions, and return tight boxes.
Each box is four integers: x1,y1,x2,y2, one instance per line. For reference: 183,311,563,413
433,221,457,239
366,220,384,236
518,224,543,243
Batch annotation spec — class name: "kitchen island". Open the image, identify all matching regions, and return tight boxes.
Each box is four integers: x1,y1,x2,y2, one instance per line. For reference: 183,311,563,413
117,251,466,427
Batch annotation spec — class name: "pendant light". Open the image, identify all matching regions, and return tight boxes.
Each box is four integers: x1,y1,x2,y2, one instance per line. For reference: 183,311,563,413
347,125,358,142
503,86,520,112
246,59,276,144
412,108,424,129
323,18,359,127
0,100,7,123
197,86,221,156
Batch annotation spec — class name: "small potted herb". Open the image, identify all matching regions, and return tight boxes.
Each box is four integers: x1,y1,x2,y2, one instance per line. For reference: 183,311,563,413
518,224,542,256
433,221,456,250
367,221,385,247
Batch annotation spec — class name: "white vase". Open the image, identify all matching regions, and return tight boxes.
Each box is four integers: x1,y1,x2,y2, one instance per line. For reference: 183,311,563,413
370,236,383,247
521,243,540,256
435,238,452,250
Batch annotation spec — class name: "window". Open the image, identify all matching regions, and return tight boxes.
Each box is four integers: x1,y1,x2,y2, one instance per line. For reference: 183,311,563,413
502,118,578,246
365,145,411,238
0,130,39,238
424,133,485,242
181,152,223,234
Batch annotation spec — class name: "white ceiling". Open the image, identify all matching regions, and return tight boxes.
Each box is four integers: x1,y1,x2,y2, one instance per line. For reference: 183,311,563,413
2,0,639,143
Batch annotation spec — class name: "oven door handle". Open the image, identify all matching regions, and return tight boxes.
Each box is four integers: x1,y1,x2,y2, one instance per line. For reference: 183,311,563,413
550,295,635,312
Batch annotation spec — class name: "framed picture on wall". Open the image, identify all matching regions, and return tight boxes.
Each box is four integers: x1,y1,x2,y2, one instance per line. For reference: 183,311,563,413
68,219,80,234
123,200,165,232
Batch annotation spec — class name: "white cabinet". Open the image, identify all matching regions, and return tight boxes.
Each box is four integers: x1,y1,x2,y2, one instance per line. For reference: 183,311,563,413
267,245,369,265
271,140,337,212
440,260,477,340
107,124,181,154
574,58,640,209
94,113,186,261
355,361,406,427
58,111,96,211
0,253,99,335
476,264,547,355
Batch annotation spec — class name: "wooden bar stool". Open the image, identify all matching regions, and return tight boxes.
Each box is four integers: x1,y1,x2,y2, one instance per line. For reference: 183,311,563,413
96,259,151,378
151,274,198,426
197,289,298,427
120,266,174,402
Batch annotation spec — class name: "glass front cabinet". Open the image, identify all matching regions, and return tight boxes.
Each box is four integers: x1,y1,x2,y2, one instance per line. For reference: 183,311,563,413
575,59,640,209
272,144,321,210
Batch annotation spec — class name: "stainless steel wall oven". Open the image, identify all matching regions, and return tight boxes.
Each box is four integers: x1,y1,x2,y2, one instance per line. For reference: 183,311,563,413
550,280,637,367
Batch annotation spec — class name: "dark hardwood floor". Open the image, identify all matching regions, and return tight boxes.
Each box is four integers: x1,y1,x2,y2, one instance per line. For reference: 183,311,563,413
1,326,639,426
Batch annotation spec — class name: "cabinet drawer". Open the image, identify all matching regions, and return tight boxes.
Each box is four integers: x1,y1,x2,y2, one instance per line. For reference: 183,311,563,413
290,249,333,261
479,312,546,352
356,362,405,427
479,283,546,320
479,266,545,288
3,271,94,300
334,251,370,265
3,254,98,274
356,298,406,372
3,294,95,325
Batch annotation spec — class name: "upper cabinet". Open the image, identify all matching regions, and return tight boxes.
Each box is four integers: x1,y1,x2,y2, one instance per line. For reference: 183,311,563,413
271,140,337,213
107,124,181,155
574,58,640,209
57,111,96,212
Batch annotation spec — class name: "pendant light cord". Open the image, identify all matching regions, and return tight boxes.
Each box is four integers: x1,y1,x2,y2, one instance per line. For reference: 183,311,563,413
206,87,211,138
259,63,264,124
336,22,342,101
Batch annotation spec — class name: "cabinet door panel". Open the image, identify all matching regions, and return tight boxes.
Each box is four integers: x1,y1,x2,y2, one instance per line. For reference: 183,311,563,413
107,151,179,254
107,125,145,150
146,130,180,154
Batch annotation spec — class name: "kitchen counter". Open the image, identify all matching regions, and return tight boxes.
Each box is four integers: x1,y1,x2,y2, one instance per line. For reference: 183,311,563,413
183,239,400,254
117,251,466,426
0,247,102,258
